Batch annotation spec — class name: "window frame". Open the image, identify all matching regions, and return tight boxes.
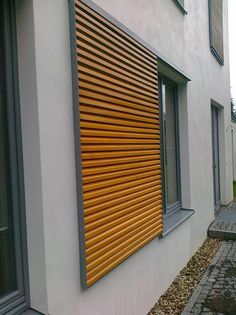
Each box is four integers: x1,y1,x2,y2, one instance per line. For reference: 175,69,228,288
208,0,224,65
173,0,187,15
159,75,182,216
0,0,29,313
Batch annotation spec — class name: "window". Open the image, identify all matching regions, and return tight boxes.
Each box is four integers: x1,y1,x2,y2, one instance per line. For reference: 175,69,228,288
0,1,29,313
209,0,224,65
178,0,184,6
173,0,187,14
159,77,181,214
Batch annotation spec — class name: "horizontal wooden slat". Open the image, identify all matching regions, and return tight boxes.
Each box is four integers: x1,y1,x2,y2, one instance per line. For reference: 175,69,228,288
80,113,158,130
83,164,160,183
79,74,157,103
75,4,156,64
76,1,156,60
76,16,156,68
79,93,158,117
83,167,160,193
82,159,161,176
86,205,161,241
76,23,157,74
85,194,162,227
86,212,162,269
82,144,160,153
80,84,158,109
85,196,162,230
80,103,158,124
75,0,162,287
84,183,162,215
86,212,161,262
83,168,161,194
86,220,162,276
82,154,161,168
81,136,160,145
87,224,162,286
86,207,162,248
81,129,160,139
80,89,159,112
82,149,160,160
76,33,157,79
77,40,157,85
77,46,157,87
79,63,157,98
84,177,161,208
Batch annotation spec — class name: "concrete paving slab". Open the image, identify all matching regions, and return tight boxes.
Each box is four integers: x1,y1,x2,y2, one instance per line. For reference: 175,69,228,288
182,241,236,315
208,203,236,240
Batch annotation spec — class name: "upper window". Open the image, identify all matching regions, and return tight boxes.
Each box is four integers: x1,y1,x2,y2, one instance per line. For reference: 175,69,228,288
160,77,181,214
209,0,224,65
178,0,184,6
173,0,187,14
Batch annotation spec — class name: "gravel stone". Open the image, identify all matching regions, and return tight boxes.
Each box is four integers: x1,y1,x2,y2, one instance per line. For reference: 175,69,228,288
147,238,221,315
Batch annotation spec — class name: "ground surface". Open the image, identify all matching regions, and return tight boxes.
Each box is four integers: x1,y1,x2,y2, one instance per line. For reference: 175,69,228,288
182,241,236,315
208,203,236,240
147,239,221,315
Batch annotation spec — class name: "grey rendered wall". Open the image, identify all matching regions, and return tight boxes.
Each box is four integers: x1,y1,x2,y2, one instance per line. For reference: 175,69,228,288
15,0,232,315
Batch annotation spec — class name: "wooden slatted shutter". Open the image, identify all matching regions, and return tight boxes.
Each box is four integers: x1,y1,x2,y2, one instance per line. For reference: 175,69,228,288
209,0,224,64
74,0,163,287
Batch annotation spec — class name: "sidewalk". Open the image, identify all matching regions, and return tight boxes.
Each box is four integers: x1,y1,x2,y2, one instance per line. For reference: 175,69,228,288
208,203,236,240
182,240,236,314
182,202,236,314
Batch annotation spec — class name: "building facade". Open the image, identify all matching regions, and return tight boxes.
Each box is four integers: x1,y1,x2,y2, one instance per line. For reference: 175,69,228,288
0,0,232,314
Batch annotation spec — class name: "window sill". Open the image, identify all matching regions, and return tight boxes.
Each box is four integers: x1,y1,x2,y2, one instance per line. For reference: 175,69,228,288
21,309,43,315
161,208,194,237
173,0,187,15
210,47,224,66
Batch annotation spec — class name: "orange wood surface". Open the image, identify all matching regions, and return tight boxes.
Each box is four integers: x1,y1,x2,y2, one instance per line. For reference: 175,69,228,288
75,0,163,287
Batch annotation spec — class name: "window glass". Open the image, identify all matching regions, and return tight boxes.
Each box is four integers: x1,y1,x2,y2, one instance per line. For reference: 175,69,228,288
162,80,179,209
0,8,17,298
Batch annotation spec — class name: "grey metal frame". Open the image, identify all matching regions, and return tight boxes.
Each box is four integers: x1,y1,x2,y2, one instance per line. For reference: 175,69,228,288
0,0,30,313
68,0,87,290
159,75,182,215
68,0,189,289
173,0,187,15
211,104,221,210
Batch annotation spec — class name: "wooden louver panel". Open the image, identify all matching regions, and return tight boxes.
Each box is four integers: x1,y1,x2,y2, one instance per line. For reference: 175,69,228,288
209,0,224,64
75,0,163,287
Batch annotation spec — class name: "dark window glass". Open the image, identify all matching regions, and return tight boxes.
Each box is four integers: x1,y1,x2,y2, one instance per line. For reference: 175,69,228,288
161,78,181,213
0,7,17,298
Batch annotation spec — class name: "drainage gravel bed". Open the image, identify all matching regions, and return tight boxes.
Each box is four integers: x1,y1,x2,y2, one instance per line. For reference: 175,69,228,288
147,238,222,315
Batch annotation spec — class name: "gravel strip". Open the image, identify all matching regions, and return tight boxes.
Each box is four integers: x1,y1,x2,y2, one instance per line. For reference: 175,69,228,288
147,238,222,315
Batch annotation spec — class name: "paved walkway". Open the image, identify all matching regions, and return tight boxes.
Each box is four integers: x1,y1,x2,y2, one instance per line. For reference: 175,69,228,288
182,241,236,314
182,203,236,314
208,203,236,240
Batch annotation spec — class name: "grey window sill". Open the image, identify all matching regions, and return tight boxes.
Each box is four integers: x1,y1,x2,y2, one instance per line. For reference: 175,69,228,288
161,208,194,237
21,309,43,315
210,47,224,66
173,0,187,15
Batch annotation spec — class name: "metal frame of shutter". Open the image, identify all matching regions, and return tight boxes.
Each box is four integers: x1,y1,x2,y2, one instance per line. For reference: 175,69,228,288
70,0,164,288
209,0,224,65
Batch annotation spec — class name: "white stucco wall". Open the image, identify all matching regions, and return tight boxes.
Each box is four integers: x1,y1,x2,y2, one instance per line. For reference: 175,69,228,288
16,0,232,314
